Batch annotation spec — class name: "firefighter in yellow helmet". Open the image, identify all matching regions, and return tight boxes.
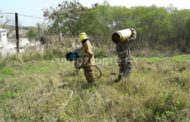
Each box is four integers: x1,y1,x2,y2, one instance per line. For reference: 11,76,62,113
79,32,95,83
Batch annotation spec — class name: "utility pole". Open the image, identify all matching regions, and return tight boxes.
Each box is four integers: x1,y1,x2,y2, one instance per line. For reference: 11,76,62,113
15,12,19,53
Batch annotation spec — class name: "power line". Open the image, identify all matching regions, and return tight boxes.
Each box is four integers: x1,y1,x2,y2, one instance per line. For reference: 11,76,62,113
0,12,43,19
0,12,14,15
18,14,43,19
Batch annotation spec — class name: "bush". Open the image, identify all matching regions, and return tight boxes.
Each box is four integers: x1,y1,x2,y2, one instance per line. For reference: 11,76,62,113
43,49,54,60
52,48,67,58
144,90,188,121
2,54,23,65
22,51,44,62
94,48,111,58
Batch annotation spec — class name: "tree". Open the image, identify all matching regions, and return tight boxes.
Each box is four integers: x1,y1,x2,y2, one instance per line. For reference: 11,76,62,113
78,3,114,45
43,0,87,38
170,10,190,52
0,11,15,37
27,27,38,41
43,1,190,54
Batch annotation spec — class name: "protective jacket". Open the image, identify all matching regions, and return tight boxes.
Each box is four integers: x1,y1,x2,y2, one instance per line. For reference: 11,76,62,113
116,28,136,80
81,40,95,83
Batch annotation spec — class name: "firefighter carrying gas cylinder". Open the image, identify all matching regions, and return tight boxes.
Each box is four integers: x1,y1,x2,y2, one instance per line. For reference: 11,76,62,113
78,32,95,83
112,28,137,82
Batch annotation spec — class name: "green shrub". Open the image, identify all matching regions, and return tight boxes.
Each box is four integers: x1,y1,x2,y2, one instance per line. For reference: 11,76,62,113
0,92,17,100
2,54,23,65
43,49,54,60
94,48,111,58
52,48,66,58
1,67,14,76
22,52,31,62
144,90,188,121
30,52,44,61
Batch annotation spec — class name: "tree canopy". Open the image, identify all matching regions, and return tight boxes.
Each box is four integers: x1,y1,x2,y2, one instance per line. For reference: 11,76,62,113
44,0,190,53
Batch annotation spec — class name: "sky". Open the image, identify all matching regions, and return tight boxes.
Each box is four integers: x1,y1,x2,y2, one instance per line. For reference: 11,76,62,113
0,0,189,26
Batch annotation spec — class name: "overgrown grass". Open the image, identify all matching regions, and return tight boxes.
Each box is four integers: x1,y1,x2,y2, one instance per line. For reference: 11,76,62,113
0,54,189,122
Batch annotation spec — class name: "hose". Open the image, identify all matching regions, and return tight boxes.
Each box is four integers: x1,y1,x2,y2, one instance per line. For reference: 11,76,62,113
91,65,102,79
82,65,102,79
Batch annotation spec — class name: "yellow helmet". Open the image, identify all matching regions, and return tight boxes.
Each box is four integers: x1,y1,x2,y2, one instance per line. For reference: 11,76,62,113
79,32,88,41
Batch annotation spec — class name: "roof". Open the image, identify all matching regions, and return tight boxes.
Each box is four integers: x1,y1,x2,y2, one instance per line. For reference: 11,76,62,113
0,28,7,32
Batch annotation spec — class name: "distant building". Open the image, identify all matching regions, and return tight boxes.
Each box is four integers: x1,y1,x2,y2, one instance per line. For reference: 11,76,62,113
5,42,17,55
0,28,8,47
0,28,8,57
20,38,30,47
0,28,43,57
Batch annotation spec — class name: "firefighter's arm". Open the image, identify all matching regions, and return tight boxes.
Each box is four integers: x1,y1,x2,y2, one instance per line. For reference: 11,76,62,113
85,46,93,58
128,28,137,41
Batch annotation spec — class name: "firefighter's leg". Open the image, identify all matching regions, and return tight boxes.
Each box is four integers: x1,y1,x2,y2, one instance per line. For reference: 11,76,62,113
116,57,131,82
84,66,95,83
123,56,132,77
115,59,125,82
118,63,124,80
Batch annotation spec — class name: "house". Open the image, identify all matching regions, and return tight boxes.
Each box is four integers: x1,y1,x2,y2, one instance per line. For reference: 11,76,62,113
0,28,8,57
0,28,8,47
0,28,43,57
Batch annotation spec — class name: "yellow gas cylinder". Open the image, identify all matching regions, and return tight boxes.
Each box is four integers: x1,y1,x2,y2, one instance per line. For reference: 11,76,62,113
112,29,132,43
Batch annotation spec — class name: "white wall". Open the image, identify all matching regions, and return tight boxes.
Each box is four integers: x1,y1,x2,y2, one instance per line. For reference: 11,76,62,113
0,29,43,57
0,30,8,47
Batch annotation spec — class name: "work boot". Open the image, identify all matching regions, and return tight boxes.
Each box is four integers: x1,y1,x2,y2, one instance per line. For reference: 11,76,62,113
115,74,123,82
